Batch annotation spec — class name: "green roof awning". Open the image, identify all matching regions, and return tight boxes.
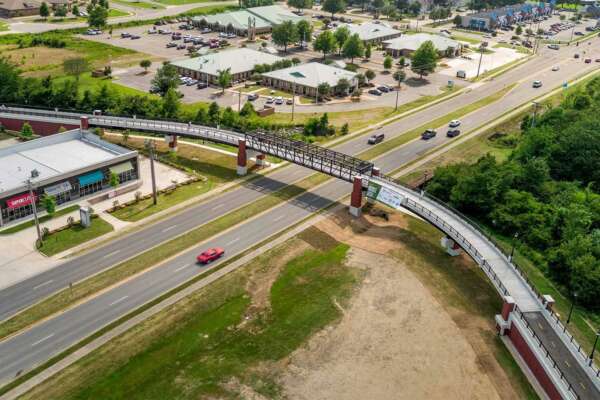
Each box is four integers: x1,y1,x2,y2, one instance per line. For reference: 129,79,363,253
109,161,134,175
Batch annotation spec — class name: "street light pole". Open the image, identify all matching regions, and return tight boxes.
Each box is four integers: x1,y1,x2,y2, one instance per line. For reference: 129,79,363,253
144,140,158,206
565,292,578,331
531,101,539,128
476,44,486,78
509,232,519,262
589,331,600,366
291,82,295,121
27,173,42,246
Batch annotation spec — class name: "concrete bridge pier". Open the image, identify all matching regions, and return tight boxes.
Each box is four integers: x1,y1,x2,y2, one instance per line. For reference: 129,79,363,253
255,153,266,167
237,139,247,176
349,177,363,217
165,134,178,152
441,236,462,256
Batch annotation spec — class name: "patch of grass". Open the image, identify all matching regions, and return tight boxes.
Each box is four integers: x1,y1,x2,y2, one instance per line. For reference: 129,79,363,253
493,42,531,54
238,84,262,93
18,235,357,399
256,87,292,99
111,0,165,9
155,0,228,5
53,73,155,97
0,205,80,235
358,83,516,161
0,21,9,32
452,33,482,44
0,172,329,341
38,216,114,257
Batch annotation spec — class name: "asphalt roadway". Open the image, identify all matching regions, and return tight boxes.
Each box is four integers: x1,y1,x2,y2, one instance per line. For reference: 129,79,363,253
1,42,600,392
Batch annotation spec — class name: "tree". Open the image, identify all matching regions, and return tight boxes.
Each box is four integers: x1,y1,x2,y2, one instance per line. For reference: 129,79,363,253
365,69,375,81
150,63,179,97
515,25,523,35
42,195,56,215
334,25,350,55
322,0,345,18
317,82,331,101
364,43,371,60
54,5,67,17
140,59,152,73
342,33,364,63
109,172,120,188
161,87,180,118
63,57,89,81
398,56,406,68
411,40,438,79
208,101,220,126
21,122,34,137
383,55,393,71
314,30,337,59
240,101,256,117
296,20,313,44
408,1,420,15
88,5,108,28
217,68,232,93
122,129,129,142
453,14,462,26
393,69,406,88
272,20,299,52
381,3,397,19
288,0,313,10
341,122,349,135
72,4,79,15
335,78,351,95
39,2,49,18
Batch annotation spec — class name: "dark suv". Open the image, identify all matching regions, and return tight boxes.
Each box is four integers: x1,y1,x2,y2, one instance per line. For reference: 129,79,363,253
421,129,437,140
368,133,385,144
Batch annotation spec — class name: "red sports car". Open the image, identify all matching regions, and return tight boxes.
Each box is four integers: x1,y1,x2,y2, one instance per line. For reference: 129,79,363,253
196,247,224,264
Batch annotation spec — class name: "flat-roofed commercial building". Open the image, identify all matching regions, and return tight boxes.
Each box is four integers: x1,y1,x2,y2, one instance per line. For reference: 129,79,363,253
342,22,402,45
262,62,358,97
383,33,462,57
0,130,138,226
192,5,303,35
171,48,283,85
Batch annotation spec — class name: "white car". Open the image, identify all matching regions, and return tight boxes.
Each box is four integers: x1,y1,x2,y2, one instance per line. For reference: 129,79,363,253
448,119,461,128
275,96,284,105
552,65,560,71
266,96,274,104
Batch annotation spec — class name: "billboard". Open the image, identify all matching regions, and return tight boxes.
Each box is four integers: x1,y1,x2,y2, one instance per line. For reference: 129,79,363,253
366,181,405,210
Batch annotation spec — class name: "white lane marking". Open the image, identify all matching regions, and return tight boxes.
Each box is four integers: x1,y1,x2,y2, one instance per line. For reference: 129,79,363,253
211,204,224,211
102,250,121,259
31,333,54,347
226,237,240,246
174,264,191,272
161,225,178,233
32,280,53,290
109,295,129,306
273,215,284,222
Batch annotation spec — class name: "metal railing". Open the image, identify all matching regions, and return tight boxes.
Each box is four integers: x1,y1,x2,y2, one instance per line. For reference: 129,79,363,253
514,305,581,400
373,173,600,385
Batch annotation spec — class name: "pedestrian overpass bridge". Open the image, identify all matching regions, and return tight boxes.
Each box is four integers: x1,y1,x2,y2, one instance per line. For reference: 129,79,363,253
1,105,599,400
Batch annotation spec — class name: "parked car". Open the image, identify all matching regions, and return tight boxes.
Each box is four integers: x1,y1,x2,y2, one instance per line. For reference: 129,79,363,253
585,58,592,63
596,59,600,63
377,85,390,93
421,129,437,140
130,34,141,40
177,44,186,50
226,32,236,39
148,29,157,34
275,96,284,105
247,93,258,101
446,129,460,138
368,88,382,96
367,133,384,144
286,98,293,105
266,96,274,104
574,31,584,36
120,32,131,38
574,53,580,59
197,82,208,89
166,42,177,48
547,44,560,50
552,65,560,71
448,119,461,128
201,28,211,33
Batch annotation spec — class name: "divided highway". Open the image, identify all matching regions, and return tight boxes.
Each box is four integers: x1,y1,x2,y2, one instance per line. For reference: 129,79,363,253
0,42,590,322
1,42,600,391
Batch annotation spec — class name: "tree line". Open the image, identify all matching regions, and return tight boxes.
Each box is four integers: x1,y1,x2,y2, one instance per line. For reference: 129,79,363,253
425,78,600,310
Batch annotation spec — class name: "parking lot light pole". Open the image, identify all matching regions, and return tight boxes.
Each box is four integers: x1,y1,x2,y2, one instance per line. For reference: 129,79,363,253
27,170,42,246
589,331,600,366
565,292,578,331
509,232,518,262
144,139,158,206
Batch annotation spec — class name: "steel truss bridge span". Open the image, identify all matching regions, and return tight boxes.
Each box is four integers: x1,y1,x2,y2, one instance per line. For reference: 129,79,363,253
0,106,373,183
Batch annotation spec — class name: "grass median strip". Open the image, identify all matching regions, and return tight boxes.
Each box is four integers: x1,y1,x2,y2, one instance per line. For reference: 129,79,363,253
357,83,516,162
0,173,330,341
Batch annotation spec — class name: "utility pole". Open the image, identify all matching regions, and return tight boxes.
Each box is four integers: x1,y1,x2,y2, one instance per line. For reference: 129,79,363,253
476,44,486,78
590,331,600,366
238,88,242,112
28,170,42,246
565,292,578,331
291,83,295,121
144,140,158,206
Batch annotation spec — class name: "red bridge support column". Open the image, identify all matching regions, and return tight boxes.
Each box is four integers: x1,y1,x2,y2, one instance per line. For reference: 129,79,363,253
168,134,178,152
80,116,89,130
349,177,362,217
371,167,380,177
496,295,515,336
255,153,265,167
237,139,247,176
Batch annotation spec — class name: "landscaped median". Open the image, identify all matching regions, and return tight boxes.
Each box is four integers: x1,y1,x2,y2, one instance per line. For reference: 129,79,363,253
37,215,114,257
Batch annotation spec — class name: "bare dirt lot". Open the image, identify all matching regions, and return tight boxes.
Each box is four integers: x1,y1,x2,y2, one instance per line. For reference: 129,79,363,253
279,208,530,400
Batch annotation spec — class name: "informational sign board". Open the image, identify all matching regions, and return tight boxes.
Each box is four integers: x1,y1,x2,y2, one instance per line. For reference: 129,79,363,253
366,182,405,210
80,206,92,228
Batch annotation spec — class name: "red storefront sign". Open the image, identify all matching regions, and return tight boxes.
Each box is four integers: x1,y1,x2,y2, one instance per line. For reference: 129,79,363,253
6,192,37,209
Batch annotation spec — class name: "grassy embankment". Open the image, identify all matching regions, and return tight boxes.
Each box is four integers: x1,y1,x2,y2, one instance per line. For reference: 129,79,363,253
111,0,165,9
18,230,358,399
32,9,130,23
